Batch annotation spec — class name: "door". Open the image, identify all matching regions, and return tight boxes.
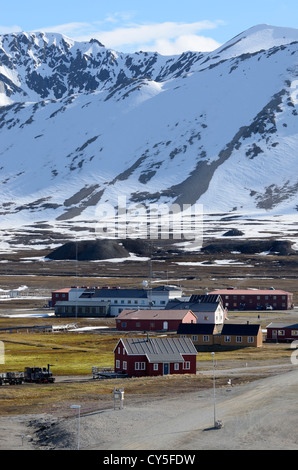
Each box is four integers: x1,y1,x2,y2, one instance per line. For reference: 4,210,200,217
163,363,169,375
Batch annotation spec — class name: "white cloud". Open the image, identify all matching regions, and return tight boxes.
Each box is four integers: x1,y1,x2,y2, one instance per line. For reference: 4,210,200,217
38,19,223,54
138,34,221,55
0,25,22,34
1,18,223,55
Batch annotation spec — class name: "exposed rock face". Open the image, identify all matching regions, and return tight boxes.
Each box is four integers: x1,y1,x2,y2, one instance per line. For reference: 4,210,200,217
1,25,298,244
46,239,129,260
201,239,295,255
46,238,157,260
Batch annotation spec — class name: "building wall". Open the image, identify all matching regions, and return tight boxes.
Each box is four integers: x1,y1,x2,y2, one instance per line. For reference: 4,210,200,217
266,327,298,343
220,292,293,310
179,333,216,347
219,330,263,347
116,312,196,331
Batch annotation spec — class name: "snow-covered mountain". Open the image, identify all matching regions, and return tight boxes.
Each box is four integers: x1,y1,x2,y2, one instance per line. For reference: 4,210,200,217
1,24,298,248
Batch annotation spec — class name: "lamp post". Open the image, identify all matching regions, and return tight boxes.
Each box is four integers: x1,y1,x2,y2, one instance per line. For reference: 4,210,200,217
211,352,216,428
70,405,81,450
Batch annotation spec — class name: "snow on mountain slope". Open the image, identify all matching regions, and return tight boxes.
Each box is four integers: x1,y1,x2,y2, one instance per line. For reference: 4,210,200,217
0,24,298,248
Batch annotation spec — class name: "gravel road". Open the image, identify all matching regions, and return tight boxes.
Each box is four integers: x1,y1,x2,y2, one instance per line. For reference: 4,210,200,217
3,365,298,451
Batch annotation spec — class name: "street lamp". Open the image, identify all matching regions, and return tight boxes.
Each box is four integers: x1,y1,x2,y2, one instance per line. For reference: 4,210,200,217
211,352,216,427
211,352,223,429
70,405,81,450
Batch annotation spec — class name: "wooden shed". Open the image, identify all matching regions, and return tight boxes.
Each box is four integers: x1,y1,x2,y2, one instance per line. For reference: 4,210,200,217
116,309,197,331
114,336,197,377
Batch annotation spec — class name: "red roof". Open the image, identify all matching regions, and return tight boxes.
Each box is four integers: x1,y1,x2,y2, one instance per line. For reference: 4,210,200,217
209,289,291,295
52,288,72,293
117,309,197,320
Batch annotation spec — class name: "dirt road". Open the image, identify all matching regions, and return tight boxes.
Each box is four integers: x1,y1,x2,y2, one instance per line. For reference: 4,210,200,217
4,365,297,450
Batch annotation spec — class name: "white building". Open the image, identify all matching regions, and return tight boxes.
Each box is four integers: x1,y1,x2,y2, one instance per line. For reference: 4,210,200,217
54,285,183,317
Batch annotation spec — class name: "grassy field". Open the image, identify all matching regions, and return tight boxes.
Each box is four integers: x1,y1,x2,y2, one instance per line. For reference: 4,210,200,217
0,244,297,418
0,327,293,416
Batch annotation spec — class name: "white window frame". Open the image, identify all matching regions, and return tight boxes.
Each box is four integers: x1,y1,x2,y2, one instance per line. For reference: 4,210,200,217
135,362,146,370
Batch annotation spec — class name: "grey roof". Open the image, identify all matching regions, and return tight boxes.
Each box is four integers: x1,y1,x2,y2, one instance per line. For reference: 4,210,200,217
80,285,182,300
88,288,148,299
190,294,222,303
165,299,219,312
118,337,197,363
152,286,182,292
266,322,298,329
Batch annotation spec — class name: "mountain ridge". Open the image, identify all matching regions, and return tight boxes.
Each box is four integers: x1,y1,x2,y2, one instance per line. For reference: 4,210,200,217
0,24,298,250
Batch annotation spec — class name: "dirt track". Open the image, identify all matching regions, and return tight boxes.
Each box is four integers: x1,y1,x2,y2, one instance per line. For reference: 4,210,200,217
3,364,298,450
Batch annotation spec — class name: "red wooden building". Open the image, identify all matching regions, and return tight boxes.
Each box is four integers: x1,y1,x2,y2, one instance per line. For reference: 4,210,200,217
116,309,197,331
209,289,293,311
266,322,298,342
51,288,72,307
114,336,197,377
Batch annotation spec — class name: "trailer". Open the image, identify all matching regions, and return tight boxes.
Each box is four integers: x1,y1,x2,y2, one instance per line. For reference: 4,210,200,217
92,366,128,380
0,371,24,385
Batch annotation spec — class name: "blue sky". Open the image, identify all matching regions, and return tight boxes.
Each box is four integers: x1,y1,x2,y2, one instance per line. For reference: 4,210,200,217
1,0,298,54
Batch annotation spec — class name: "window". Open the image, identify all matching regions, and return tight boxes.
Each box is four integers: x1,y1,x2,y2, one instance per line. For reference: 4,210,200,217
135,362,146,370
236,336,242,343
121,322,127,328
278,330,285,336
203,335,210,342
174,363,179,371
122,361,127,370
153,364,158,371
183,361,190,370
118,347,120,354
192,335,198,342
136,322,141,327
224,336,231,342
116,360,120,368
291,330,298,336
247,336,254,343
